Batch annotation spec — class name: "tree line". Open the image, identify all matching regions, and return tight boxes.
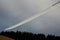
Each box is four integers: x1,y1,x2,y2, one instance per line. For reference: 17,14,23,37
0,31,60,40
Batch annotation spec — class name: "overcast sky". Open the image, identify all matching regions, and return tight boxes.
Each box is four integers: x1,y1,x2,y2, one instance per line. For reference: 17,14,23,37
0,0,60,36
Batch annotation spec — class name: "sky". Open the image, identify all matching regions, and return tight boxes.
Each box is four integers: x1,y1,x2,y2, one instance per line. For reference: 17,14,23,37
0,0,60,36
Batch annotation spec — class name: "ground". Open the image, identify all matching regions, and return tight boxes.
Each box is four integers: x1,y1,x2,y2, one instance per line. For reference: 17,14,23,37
0,35,14,40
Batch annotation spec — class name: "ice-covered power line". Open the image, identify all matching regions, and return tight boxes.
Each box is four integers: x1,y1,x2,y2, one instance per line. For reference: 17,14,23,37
5,1,60,31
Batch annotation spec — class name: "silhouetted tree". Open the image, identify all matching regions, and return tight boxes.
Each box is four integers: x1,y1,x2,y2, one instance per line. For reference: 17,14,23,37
0,31,60,40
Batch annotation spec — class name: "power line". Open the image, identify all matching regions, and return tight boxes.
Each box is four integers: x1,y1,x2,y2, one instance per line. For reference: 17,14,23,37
5,1,60,31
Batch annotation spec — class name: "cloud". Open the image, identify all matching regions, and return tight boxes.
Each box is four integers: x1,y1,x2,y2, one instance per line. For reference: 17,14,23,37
0,0,60,36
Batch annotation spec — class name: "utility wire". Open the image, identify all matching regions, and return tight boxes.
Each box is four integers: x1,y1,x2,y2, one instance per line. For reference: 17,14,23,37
5,1,60,31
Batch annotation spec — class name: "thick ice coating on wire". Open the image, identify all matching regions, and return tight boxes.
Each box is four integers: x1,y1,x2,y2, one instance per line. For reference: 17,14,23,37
5,1,60,31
